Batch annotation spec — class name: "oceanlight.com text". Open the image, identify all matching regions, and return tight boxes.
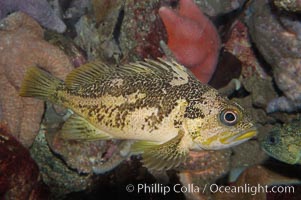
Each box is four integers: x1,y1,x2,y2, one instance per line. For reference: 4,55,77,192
209,183,294,196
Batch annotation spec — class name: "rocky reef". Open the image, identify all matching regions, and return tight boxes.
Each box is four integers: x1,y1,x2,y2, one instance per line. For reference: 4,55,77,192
0,0,66,32
194,0,247,17
246,0,301,112
273,0,301,12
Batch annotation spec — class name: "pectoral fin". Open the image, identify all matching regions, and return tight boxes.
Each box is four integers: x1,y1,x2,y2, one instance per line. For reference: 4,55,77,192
131,130,188,170
61,114,112,141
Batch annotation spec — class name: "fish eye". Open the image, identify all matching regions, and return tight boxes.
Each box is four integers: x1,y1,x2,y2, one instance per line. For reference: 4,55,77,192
267,132,279,145
268,136,276,145
220,109,238,126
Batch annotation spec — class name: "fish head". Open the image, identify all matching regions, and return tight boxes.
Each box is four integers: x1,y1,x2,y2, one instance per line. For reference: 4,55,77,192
191,99,257,150
261,129,301,165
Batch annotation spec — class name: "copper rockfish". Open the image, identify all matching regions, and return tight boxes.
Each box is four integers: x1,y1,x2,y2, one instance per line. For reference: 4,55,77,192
20,59,257,170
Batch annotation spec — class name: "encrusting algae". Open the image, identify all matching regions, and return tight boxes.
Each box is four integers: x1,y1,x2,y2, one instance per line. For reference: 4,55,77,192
19,59,257,170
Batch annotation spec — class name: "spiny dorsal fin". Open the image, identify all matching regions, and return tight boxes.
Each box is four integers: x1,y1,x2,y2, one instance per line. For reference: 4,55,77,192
123,58,193,85
125,58,191,77
65,62,113,89
65,59,193,89
145,58,192,85
61,113,112,141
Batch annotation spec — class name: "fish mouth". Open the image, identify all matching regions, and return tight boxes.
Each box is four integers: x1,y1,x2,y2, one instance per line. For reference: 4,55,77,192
220,127,257,144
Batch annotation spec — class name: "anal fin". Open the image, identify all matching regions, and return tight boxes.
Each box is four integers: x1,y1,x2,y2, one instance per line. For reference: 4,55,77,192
131,130,188,170
61,114,112,141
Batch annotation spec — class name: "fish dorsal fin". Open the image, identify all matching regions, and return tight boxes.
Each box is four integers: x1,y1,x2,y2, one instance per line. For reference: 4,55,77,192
147,58,191,77
145,58,192,85
65,62,113,89
121,58,193,84
61,113,112,141
65,59,192,89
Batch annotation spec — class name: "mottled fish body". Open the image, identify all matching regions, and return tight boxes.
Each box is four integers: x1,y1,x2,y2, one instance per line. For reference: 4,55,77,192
262,119,301,164
20,59,257,170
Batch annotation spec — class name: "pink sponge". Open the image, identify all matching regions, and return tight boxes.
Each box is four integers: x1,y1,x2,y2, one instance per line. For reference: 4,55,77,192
159,0,220,83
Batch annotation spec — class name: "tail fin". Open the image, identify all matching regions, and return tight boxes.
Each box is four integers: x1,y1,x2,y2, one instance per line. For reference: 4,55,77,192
19,67,63,101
